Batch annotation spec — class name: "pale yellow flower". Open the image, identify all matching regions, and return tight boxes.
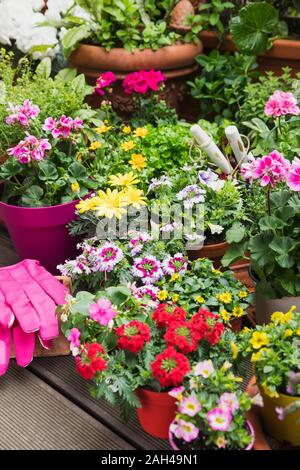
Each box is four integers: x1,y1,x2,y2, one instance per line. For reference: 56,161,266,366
121,140,136,151
122,187,147,209
71,181,80,193
89,141,102,150
129,153,147,170
95,125,112,134
109,172,140,188
251,348,268,363
76,153,82,162
122,125,131,134
262,382,279,398
94,188,128,219
76,199,94,214
134,127,148,138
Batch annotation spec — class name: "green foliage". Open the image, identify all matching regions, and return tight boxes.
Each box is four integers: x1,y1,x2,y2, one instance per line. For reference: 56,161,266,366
230,1,288,55
189,51,258,122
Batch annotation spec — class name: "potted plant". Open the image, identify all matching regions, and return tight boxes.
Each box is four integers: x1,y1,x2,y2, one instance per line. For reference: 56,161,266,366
0,57,104,272
59,283,232,438
40,0,203,116
168,360,255,450
238,306,300,445
199,1,300,74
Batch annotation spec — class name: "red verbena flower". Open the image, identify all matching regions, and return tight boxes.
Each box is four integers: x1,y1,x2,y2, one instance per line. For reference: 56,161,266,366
164,320,199,354
190,308,224,346
75,342,107,380
151,346,190,388
152,303,187,329
115,320,151,354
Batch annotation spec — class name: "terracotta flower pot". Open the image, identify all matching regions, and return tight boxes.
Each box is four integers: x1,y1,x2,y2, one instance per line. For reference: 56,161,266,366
230,258,254,289
200,31,300,76
70,42,203,118
259,387,300,446
136,387,177,439
187,240,228,267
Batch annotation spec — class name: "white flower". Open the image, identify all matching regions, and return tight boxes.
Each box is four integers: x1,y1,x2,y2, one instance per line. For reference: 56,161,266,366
251,393,264,407
60,313,68,323
208,223,224,235
71,347,80,357
207,180,225,192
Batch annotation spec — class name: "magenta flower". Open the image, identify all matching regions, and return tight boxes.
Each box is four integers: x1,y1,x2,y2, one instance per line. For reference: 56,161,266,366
89,298,118,326
219,392,239,413
168,386,185,399
287,157,300,192
206,407,232,432
94,72,117,96
264,90,300,118
170,419,199,443
131,255,163,284
91,242,124,272
8,134,51,164
241,151,290,187
67,328,81,349
6,99,40,126
162,253,187,276
43,115,83,139
122,70,166,95
178,394,202,417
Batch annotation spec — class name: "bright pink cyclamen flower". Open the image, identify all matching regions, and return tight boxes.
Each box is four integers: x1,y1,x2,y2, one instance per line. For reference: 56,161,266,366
6,99,40,126
43,115,83,139
122,70,166,95
8,133,51,164
94,72,117,96
241,151,290,187
264,90,300,118
287,157,300,191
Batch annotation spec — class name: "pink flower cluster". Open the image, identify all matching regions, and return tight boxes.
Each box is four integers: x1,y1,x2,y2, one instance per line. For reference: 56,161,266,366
6,99,40,126
241,151,291,187
127,230,151,255
264,90,300,118
131,255,163,284
43,115,83,139
8,133,51,164
89,298,118,327
94,72,117,96
122,70,166,95
287,157,300,191
162,253,188,276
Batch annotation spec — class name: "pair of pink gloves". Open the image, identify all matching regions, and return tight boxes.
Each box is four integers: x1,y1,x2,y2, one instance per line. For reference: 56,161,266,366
0,259,68,376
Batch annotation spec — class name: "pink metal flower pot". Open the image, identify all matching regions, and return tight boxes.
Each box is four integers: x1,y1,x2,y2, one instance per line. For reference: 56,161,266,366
0,197,81,274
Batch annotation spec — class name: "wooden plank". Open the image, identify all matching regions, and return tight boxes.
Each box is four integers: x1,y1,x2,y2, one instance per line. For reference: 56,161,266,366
0,363,134,450
29,356,170,450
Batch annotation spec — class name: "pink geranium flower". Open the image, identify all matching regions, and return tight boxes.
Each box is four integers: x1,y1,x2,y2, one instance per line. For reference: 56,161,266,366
42,115,83,139
122,70,166,95
264,90,300,118
206,407,232,432
287,157,300,191
67,328,81,349
94,72,117,96
8,133,51,164
6,99,40,126
89,298,118,326
241,151,290,187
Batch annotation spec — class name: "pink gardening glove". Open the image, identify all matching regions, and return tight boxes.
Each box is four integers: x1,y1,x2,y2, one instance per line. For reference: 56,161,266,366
0,259,69,376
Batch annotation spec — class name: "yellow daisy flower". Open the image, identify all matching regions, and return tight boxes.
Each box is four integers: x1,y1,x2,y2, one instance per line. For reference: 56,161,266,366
230,341,238,359
238,290,248,299
172,294,180,303
195,295,205,304
129,153,147,170
95,125,112,134
283,328,293,339
158,290,168,301
170,273,180,282
122,187,147,209
232,305,244,318
89,141,102,150
71,181,80,193
134,127,148,138
220,309,231,322
121,140,136,151
94,188,128,219
109,172,140,188
249,331,269,350
216,292,232,304
122,125,131,134
76,199,94,214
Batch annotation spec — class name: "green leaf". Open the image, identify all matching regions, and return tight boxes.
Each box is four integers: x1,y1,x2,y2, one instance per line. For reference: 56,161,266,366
61,25,91,57
221,241,248,267
259,215,284,231
225,222,246,243
249,234,274,267
230,2,279,55
269,237,295,255
0,80,6,104
105,286,131,305
35,57,52,79
55,67,77,82
275,253,295,269
38,162,59,181
71,74,87,94
21,186,44,207
69,162,87,180
270,190,290,209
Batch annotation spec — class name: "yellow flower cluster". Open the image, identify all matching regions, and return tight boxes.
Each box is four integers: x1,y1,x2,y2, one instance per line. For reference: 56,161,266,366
95,125,112,134
271,305,296,324
216,292,232,304
75,173,147,219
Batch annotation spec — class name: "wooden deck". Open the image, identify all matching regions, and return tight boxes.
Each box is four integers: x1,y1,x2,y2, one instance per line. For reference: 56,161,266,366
0,227,169,450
